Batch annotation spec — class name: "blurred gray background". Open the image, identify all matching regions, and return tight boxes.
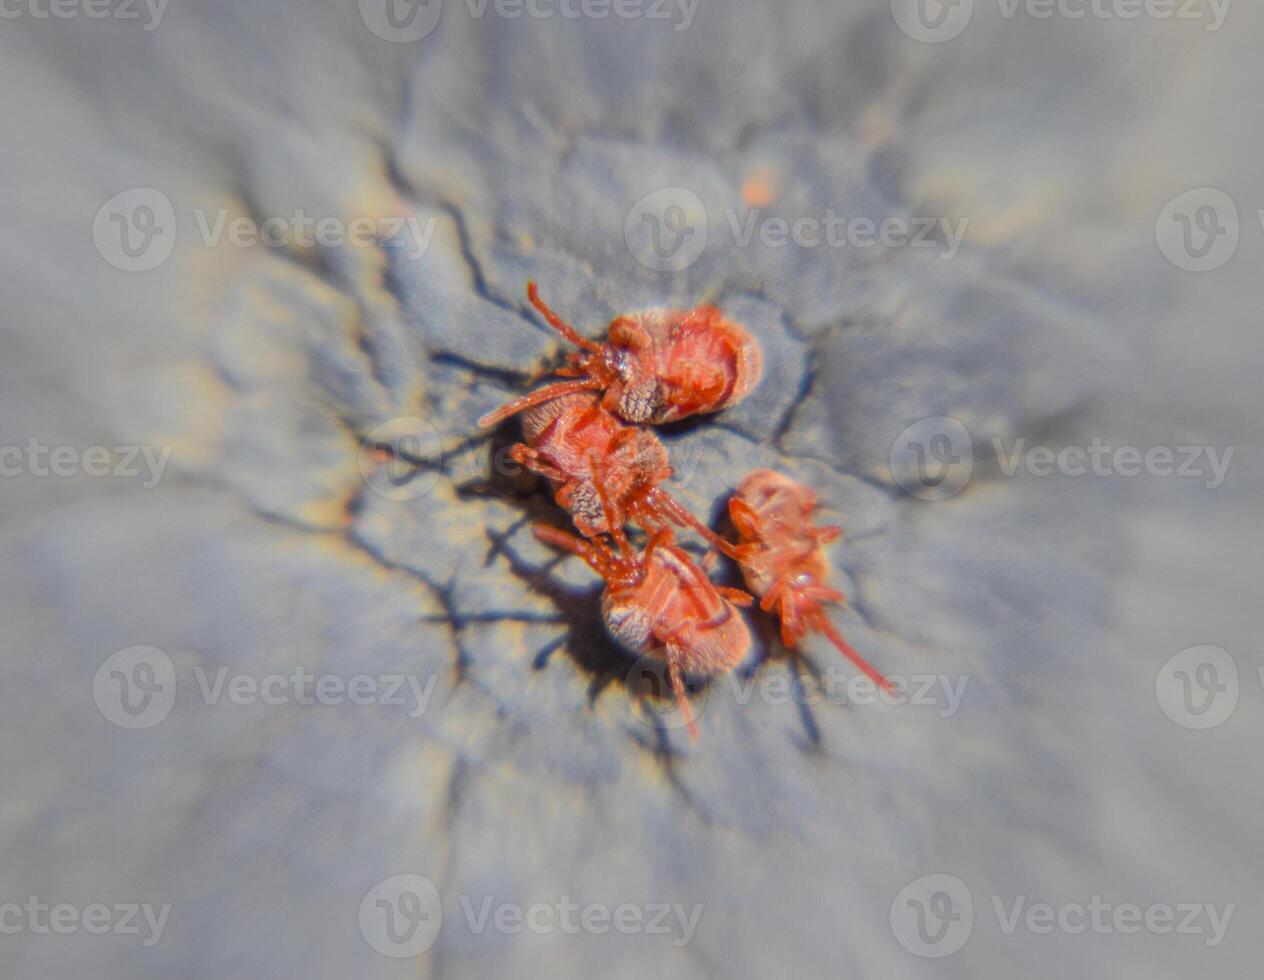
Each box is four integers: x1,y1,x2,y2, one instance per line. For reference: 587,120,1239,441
1,0,1261,977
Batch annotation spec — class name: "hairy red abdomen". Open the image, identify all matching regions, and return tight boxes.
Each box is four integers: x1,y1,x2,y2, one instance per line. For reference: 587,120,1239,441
603,543,751,677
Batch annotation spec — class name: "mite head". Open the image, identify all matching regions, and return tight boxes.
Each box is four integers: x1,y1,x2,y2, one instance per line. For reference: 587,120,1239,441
605,308,763,425
556,479,610,538
735,468,813,513
730,469,839,606
477,284,764,430
728,473,889,691
610,427,671,488
596,316,660,424
731,468,816,544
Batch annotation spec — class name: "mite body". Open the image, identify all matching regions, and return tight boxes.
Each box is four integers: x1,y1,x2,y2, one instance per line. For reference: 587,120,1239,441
534,525,752,738
729,469,891,691
513,392,738,556
478,281,762,429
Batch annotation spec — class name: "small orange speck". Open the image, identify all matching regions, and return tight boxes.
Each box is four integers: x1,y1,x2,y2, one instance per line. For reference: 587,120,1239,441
741,169,777,209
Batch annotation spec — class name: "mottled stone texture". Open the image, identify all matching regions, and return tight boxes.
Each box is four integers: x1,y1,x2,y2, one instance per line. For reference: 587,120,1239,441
1,2,1261,978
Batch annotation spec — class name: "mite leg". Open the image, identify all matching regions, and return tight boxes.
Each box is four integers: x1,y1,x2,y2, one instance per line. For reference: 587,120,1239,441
759,575,789,615
642,487,742,559
641,526,675,558
665,646,700,741
477,378,603,429
509,444,569,484
656,539,743,622
803,582,846,605
726,497,766,560
532,524,617,580
814,614,892,693
527,281,602,352
586,452,631,554
727,496,762,539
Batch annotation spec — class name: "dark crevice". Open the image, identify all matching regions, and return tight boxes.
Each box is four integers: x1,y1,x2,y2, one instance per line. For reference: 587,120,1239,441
430,351,533,388
771,352,817,451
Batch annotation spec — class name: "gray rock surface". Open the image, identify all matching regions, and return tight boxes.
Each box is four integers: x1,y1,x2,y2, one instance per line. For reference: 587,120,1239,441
1,1,1261,978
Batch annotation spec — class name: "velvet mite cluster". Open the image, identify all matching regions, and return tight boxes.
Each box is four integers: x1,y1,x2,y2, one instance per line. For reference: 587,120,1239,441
480,283,890,737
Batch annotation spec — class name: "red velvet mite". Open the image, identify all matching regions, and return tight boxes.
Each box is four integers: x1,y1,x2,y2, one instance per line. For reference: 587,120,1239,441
533,524,752,739
478,281,762,429
511,392,740,558
728,469,892,691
